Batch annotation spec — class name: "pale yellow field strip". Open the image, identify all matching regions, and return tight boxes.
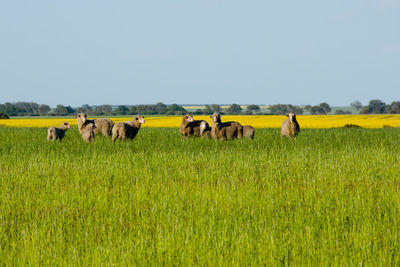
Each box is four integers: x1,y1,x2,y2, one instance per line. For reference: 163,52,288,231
1,115,400,129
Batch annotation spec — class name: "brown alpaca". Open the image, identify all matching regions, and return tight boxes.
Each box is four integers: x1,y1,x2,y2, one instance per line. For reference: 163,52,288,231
210,113,243,140
243,125,255,139
281,113,300,138
47,122,70,141
180,114,206,138
200,121,211,139
112,114,145,142
76,113,114,137
81,123,96,142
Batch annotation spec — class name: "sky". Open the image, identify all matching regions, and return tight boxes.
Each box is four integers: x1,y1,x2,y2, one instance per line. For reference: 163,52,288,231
0,0,399,107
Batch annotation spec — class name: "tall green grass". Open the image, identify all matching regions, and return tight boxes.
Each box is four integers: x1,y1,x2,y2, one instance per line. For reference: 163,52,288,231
0,127,399,265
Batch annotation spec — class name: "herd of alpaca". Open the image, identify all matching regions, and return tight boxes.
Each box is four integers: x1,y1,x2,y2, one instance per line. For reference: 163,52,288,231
47,112,300,142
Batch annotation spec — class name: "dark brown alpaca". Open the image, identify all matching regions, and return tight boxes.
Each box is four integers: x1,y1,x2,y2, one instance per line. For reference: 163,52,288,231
210,113,243,140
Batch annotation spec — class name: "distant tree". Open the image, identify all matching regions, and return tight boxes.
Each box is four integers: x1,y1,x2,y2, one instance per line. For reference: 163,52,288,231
38,104,50,115
75,104,92,115
304,105,313,113
386,101,400,114
202,105,213,115
210,104,222,113
155,102,167,114
53,104,68,115
0,102,20,115
102,105,112,115
93,106,104,115
166,104,187,115
82,104,92,114
136,105,148,114
335,109,352,115
146,105,158,114
319,102,331,114
193,109,203,115
65,105,75,114
350,101,362,111
361,99,387,114
82,104,90,110
129,105,137,115
74,107,83,114
269,104,304,115
14,102,27,113
310,106,326,115
247,104,260,113
14,102,39,114
292,106,304,115
269,104,289,115
113,105,129,115
226,104,242,114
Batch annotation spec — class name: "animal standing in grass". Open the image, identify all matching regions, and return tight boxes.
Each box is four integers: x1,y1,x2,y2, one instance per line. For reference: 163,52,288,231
281,113,300,138
200,121,211,139
76,113,114,137
47,122,70,141
210,113,243,140
242,125,255,139
0,112,9,119
180,114,207,138
112,114,145,142
81,123,96,142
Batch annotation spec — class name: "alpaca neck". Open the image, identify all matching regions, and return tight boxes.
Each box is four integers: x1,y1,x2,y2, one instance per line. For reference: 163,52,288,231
130,120,141,128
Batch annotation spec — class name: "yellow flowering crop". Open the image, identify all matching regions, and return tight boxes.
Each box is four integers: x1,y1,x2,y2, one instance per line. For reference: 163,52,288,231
1,115,400,129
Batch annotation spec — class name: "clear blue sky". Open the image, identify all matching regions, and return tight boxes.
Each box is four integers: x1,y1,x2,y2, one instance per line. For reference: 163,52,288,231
1,0,399,107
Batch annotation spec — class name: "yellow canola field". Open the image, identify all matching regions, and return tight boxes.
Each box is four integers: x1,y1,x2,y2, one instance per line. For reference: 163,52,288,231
1,115,400,129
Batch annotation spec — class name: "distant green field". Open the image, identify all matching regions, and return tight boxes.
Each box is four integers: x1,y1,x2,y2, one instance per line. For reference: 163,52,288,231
0,127,399,265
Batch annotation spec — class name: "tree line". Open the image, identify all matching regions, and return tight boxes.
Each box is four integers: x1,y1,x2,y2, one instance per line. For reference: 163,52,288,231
0,102,187,116
0,99,399,117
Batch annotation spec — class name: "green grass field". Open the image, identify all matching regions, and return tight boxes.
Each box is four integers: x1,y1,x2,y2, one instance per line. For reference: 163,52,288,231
0,127,399,265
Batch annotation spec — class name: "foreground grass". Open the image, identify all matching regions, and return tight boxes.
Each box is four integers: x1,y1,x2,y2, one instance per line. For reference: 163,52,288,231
0,127,399,265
